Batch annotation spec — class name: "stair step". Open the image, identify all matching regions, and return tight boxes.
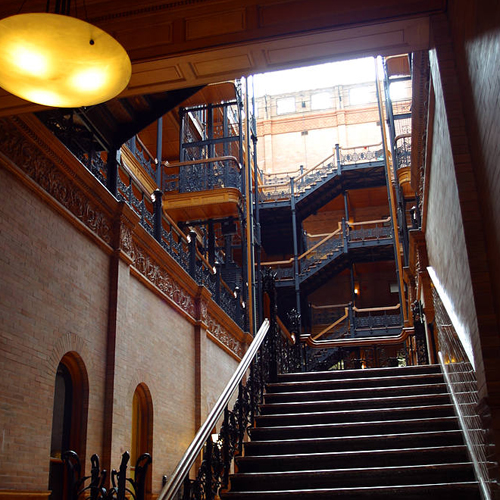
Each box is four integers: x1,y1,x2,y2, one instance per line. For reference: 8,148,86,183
220,481,481,499
229,462,476,490
235,445,470,472
267,373,444,393
250,416,460,440
255,404,455,427
244,429,464,455
276,364,441,383
259,393,451,414
264,383,448,403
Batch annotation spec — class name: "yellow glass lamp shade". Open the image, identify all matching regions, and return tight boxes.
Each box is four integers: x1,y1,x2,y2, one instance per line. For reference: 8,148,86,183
0,13,132,107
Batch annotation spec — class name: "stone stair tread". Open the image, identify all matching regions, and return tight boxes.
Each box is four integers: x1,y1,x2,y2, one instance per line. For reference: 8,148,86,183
245,429,463,449
255,403,455,424
250,415,460,439
259,392,451,413
236,444,467,472
220,481,481,499
231,462,472,477
264,382,448,402
268,373,444,391
235,445,469,473
276,365,441,381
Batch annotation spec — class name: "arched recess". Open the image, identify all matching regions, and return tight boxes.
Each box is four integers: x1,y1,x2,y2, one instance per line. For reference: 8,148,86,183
131,383,153,498
48,352,89,500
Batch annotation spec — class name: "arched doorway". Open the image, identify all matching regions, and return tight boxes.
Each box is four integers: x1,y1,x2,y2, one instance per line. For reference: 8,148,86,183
48,352,89,500
131,383,153,498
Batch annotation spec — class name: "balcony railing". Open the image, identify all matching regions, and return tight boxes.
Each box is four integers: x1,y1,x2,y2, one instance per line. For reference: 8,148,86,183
162,156,242,194
262,217,392,283
309,304,402,341
259,142,384,203
395,134,411,170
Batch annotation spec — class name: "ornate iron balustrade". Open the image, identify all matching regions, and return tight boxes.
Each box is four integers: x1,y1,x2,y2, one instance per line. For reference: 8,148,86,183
353,309,402,330
299,231,343,277
62,451,151,500
339,142,384,164
125,135,158,180
311,303,351,327
395,134,411,170
258,142,385,204
162,157,242,194
158,271,299,500
262,218,393,285
347,218,392,242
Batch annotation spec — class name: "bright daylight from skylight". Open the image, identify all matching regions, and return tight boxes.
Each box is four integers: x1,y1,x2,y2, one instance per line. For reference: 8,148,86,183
253,57,377,97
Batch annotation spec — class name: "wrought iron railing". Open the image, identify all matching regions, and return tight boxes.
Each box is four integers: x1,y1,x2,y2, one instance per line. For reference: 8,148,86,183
310,304,402,341
157,270,301,500
36,115,245,329
348,217,392,242
259,142,384,203
395,134,411,170
352,304,402,331
262,217,392,283
125,135,158,181
162,156,242,194
302,325,413,371
62,451,151,500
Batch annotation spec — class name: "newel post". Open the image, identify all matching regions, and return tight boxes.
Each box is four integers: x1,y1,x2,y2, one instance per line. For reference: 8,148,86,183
189,230,197,279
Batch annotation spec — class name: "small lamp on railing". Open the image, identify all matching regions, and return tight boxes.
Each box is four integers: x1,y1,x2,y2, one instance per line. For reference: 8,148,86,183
0,6,131,107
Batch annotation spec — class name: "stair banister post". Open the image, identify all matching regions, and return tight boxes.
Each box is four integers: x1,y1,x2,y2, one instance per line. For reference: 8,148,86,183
204,437,214,500
188,230,197,279
153,189,163,243
290,178,301,317
335,143,341,175
348,303,354,335
214,262,221,305
342,217,348,253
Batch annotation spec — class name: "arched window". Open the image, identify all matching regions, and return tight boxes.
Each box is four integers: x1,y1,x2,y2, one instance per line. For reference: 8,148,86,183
131,384,153,498
49,353,89,500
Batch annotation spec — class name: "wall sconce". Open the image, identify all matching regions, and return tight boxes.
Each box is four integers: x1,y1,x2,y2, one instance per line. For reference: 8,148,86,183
0,12,131,107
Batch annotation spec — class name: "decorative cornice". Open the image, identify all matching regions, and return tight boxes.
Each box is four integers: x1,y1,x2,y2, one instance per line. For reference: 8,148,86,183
0,114,250,360
206,312,245,359
0,118,112,245
129,236,197,319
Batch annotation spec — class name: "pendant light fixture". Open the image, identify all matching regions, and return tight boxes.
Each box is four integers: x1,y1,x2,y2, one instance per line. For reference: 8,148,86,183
0,2,132,107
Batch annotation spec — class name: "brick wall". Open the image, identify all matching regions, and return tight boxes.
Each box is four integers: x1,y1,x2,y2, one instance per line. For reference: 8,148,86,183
0,166,109,490
0,117,247,497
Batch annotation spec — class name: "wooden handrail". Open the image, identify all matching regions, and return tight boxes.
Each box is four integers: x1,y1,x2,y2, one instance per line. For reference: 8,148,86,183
163,156,242,170
135,134,157,163
353,304,401,313
347,216,391,227
276,316,295,344
304,326,413,348
312,309,349,341
298,228,341,262
311,303,350,310
158,319,270,500
261,227,342,267
294,153,335,184
394,133,411,142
